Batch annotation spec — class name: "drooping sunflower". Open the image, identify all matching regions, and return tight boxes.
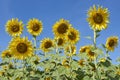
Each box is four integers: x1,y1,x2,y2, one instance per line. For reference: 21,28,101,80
65,45,76,56
9,37,34,59
106,36,118,51
79,45,91,53
5,18,23,37
1,49,12,58
66,27,80,44
52,19,71,37
87,5,109,31
40,38,54,52
27,18,43,36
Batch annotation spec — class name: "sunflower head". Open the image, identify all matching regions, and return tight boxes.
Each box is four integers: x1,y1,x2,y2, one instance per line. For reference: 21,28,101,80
27,18,43,36
5,18,23,37
86,49,96,60
1,50,12,58
62,59,70,68
87,5,109,31
45,77,52,80
0,71,5,76
65,45,76,56
33,56,40,65
78,59,85,67
40,38,54,52
106,36,119,51
116,69,120,76
9,37,34,59
79,45,91,53
99,58,106,63
66,27,80,44
2,65,8,70
53,19,71,37
54,37,66,47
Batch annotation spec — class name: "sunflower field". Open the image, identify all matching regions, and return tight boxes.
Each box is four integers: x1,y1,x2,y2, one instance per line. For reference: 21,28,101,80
0,5,120,80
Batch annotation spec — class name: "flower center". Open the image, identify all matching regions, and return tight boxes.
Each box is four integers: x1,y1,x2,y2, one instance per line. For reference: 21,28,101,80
109,40,115,47
68,32,76,40
17,43,27,53
44,41,52,49
79,60,84,66
11,25,20,32
32,23,40,31
58,38,63,46
93,13,103,24
88,51,95,57
57,23,68,34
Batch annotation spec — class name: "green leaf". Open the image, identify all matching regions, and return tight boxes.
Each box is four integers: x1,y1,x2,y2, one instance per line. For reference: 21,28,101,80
101,59,111,67
96,34,100,38
85,36,93,40
101,44,106,49
89,62,95,68
83,76,92,80
74,68,85,80
116,57,120,62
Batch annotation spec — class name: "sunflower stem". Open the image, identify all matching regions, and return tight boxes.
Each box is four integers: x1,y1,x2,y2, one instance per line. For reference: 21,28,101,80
105,49,109,58
69,45,73,79
22,59,26,80
93,30,101,80
55,40,60,79
33,36,37,54
93,30,97,49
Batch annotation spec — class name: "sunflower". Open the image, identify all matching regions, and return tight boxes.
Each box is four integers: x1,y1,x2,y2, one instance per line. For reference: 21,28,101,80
27,18,43,36
99,58,106,62
86,49,96,60
33,55,40,65
2,65,9,70
1,49,12,58
53,19,71,37
5,18,23,37
66,27,80,44
62,59,70,68
78,59,85,67
45,77,52,80
40,38,54,52
0,71,5,76
9,37,34,59
87,5,109,31
116,69,120,76
54,37,66,47
79,45,91,53
106,36,118,51
65,45,76,56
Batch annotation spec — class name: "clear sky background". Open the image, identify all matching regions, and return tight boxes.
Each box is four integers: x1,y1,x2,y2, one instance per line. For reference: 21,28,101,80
0,0,120,64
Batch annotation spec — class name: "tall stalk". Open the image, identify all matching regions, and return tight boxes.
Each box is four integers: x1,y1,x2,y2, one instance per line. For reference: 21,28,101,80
33,36,37,54
69,45,73,79
93,30,101,80
55,39,60,80
93,30,97,49
22,59,26,80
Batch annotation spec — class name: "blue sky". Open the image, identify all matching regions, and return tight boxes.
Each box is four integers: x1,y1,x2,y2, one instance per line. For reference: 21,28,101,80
0,0,120,64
